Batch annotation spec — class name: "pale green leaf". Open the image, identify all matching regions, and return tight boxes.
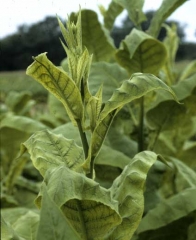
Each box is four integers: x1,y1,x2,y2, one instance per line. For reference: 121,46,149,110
22,129,85,177
116,29,167,75
71,10,115,61
26,53,84,126
137,187,196,233
0,115,46,174
36,166,122,239
89,61,129,102
1,217,23,240
82,108,119,173
5,91,34,115
108,151,158,240
36,184,81,240
87,84,103,131
179,60,196,81
103,1,123,30
12,211,39,240
114,0,146,26
148,0,188,38
100,73,179,121
171,158,196,191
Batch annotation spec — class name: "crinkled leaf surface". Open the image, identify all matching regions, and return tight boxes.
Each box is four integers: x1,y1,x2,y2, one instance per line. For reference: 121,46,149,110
114,0,146,26
22,129,85,177
115,29,167,75
137,187,196,233
26,53,84,125
100,73,179,121
36,166,121,239
36,184,81,240
148,0,187,38
89,62,129,102
107,151,158,240
71,10,115,61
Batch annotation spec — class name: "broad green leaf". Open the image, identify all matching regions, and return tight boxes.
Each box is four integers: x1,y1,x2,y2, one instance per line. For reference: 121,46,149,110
106,127,138,158
36,184,81,240
137,187,196,233
179,60,196,81
116,29,167,75
12,211,39,240
171,158,196,191
48,93,70,124
147,100,186,131
5,91,35,115
71,10,115,61
137,214,195,240
22,129,85,176
1,217,23,240
36,166,122,239
2,208,39,240
148,0,188,38
148,74,196,108
89,61,129,102
162,24,179,85
0,115,46,174
26,53,84,126
100,73,179,121
52,122,82,146
108,151,158,240
102,1,123,31
178,142,196,171
114,0,146,26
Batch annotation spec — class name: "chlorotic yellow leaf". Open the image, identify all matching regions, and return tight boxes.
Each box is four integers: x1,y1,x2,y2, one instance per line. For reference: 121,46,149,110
108,151,158,239
26,53,84,126
116,29,167,75
36,166,122,239
22,129,85,177
100,73,179,121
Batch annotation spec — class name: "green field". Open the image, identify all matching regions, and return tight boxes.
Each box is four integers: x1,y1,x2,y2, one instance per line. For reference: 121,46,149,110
0,70,47,100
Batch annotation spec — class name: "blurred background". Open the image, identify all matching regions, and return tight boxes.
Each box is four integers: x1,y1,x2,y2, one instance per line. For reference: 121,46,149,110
0,0,195,97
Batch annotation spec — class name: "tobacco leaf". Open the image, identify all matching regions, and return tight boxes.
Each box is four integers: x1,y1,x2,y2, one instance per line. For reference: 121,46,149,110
102,1,123,31
108,151,158,240
137,188,196,233
71,10,116,62
148,0,187,38
36,166,122,239
100,73,179,121
22,130,85,177
113,0,146,26
115,29,167,75
26,53,84,126
36,184,81,240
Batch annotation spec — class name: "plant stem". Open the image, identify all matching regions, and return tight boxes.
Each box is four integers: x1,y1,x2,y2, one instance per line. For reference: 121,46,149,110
76,119,95,179
138,96,144,152
76,120,89,159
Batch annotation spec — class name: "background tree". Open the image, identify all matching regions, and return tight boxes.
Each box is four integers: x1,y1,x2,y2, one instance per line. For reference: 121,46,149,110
0,16,66,71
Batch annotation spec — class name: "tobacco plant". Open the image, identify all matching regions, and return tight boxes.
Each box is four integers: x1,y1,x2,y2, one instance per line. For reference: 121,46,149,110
1,0,196,239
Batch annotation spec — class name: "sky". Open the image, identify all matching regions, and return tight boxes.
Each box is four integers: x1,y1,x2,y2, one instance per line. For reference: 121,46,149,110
0,0,195,42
